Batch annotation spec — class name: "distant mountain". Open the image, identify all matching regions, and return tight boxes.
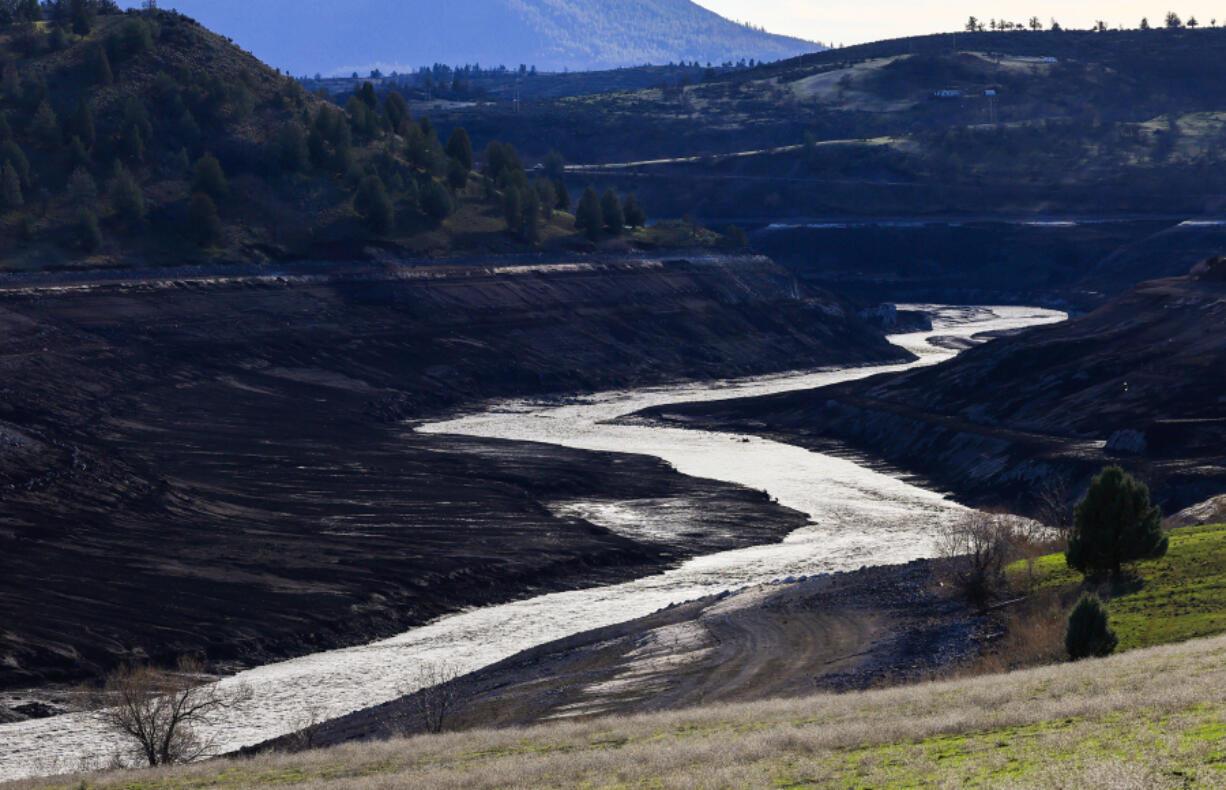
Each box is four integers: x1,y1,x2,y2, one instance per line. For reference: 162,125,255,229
131,0,821,75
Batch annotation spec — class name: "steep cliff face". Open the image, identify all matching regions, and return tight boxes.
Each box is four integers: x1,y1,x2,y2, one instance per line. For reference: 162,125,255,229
645,269,1226,515
0,254,900,689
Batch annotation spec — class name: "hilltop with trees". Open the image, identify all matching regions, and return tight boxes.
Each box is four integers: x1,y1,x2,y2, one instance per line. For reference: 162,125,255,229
0,5,678,271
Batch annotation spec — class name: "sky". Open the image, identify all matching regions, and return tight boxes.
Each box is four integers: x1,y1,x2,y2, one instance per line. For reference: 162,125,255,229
695,0,1225,45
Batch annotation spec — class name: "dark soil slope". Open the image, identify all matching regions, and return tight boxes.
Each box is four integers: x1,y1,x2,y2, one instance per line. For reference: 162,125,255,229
645,266,1226,516
0,253,903,689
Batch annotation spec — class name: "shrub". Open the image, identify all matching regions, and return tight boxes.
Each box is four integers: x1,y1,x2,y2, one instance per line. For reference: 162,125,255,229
192,154,228,200
354,174,393,234
1066,593,1118,659
936,511,1015,603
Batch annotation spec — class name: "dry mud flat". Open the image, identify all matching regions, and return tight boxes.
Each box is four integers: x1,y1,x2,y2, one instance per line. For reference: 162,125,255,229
0,254,897,692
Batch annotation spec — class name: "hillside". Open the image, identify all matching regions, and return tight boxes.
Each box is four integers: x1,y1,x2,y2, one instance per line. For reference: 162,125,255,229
644,261,1226,515
0,7,674,272
11,627,1226,788
134,0,821,75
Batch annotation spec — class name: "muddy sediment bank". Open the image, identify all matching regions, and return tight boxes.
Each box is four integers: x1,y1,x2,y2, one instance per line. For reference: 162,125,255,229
0,254,897,692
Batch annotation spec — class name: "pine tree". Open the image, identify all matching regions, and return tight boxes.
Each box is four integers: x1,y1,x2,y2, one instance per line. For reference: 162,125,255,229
358,81,377,110
66,136,89,171
72,98,95,150
1065,594,1118,659
67,166,98,207
192,154,228,200
354,174,393,234
503,185,522,234
275,122,308,173
93,45,113,86
1066,465,1167,580
70,0,94,35
110,162,145,225
622,193,646,228
29,101,60,148
1,140,30,188
76,207,102,252
554,178,570,212
445,127,473,171
601,188,624,235
447,157,468,191
420,180,452,222
186,192,223,247
383,91,410,134
0,162,22,209
575,186,602,241
1,55,20,102
521,185,540,243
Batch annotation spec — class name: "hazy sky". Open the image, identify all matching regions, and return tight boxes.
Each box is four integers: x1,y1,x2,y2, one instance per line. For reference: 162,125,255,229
695,1,1222,45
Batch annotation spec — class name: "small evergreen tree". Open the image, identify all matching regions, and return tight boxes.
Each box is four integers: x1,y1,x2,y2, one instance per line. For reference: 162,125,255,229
0,162,22,209
622,193,646,228
357,80,377,110
1066,465,1167,580
71,98,95,150
1065,593,1118,659
554,178,570,212
420,179,453,222
29,101,60,148
445,127,473,172
534,178,554,219
70,0,94,35
186,192,223,247
521,185,540,243
447,157,468,191
383,91,410,134
543,149,565,181
502,185,522,234
76,206,102,252
119,122,143,162
1,140,30,188
192,154,228,201
575,186,602,240
275,122,309,173
66,136,90,171
354,174,393,234
110,162,144,225
600,188,624,235
67,166,98,207
93,45,113,86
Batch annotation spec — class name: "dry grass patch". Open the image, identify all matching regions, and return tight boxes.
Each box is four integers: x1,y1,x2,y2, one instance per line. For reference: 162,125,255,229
12,634,1226,789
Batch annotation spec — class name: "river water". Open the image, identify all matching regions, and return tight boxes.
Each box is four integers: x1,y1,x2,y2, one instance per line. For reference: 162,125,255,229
0,304,1065,781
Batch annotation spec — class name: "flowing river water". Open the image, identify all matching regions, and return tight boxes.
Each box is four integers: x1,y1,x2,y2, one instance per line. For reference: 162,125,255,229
0,304,1065,781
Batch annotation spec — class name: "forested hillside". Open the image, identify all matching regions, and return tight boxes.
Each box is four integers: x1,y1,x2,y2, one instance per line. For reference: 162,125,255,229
0,4,668,270
129,0,820,75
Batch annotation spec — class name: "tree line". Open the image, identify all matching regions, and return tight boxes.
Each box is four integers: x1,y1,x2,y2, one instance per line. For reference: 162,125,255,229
966,11,1217,32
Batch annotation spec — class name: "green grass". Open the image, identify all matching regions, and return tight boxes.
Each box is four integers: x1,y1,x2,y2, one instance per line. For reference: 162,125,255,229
1010,523,1226,651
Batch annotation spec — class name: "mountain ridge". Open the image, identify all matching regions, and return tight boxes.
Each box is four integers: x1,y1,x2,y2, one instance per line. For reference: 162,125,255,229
125,0,820,75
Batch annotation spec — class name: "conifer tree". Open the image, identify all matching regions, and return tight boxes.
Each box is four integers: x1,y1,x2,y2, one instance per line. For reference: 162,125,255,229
76,206,102,252
622,193,646,228
110,161,144,225
600,188,624,234
354,174,393,234
1065,594,1118,659
0,162,22,209
420,179,452,222
445,127,473,172
554,178,570,212
186,192,223,247
1066,465,1167,580
72,97,95,150
192,153,228,200
93,45,113,86
575,186,602,240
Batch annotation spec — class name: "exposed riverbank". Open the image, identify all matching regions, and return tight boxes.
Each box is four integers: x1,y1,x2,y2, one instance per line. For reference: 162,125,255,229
0,304,1061,781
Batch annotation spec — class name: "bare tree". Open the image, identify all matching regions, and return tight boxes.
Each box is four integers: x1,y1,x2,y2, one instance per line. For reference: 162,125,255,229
399,661,462,735
1033,476,1074,538
936,511,1017,603
87,657,250,767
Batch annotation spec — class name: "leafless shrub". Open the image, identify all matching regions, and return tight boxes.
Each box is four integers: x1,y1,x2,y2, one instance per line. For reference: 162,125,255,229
936,510,1017,604
86,657,250,767
398,661,462,735
1034,476,1075,537
284,701,329,752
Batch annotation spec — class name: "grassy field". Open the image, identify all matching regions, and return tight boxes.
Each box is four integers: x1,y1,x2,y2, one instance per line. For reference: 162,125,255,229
1012,523,1226,652
11,633,1226,789
9,525,1226,790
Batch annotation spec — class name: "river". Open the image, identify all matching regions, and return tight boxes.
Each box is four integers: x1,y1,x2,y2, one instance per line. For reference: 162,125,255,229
0,304,1065,781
